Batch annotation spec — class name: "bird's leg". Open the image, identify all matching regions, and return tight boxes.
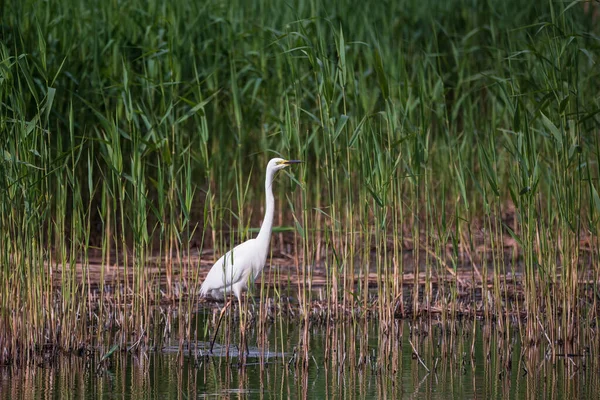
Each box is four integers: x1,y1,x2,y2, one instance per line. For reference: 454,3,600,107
210,298,232,353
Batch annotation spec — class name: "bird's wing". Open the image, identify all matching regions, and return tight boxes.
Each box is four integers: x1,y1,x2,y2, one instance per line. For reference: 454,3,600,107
200,239,257,294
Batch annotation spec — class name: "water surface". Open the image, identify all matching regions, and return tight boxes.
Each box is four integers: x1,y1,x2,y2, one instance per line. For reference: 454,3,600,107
1,311,596,399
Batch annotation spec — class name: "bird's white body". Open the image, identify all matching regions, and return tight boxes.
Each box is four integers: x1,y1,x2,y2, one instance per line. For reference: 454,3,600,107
199,158,299,301
199,238,268,300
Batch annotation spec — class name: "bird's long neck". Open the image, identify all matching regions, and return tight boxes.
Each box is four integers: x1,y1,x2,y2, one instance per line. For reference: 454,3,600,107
256,167,276,246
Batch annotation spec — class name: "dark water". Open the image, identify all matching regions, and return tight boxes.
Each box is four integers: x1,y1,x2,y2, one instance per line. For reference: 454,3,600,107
1,310,597,399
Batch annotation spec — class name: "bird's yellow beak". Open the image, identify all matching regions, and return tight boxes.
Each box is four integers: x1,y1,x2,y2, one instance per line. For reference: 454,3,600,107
280,159,302,166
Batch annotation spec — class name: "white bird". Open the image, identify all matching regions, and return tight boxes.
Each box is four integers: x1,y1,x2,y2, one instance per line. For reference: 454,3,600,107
200,157,301,301
200,159,300,339
200,157,301,352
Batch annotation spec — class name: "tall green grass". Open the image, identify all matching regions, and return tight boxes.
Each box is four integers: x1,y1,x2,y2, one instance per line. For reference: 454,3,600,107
1,0,599,364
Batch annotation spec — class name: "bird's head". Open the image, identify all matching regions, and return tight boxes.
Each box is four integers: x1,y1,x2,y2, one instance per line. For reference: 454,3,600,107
269,157,302,172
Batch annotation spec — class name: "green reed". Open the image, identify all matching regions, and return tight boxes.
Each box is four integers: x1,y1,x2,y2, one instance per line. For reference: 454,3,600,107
1,0,599,364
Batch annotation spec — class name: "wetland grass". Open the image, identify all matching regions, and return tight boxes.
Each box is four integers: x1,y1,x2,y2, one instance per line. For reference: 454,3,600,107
0,0,599,375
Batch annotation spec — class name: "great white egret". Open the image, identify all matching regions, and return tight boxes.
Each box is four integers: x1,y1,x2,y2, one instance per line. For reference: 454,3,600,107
199,157,301,351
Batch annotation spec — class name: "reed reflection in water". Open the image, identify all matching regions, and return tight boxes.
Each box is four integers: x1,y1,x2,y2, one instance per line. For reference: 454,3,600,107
1,315,597,399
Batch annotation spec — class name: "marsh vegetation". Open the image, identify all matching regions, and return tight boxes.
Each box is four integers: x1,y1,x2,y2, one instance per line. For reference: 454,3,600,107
1,0,599,396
